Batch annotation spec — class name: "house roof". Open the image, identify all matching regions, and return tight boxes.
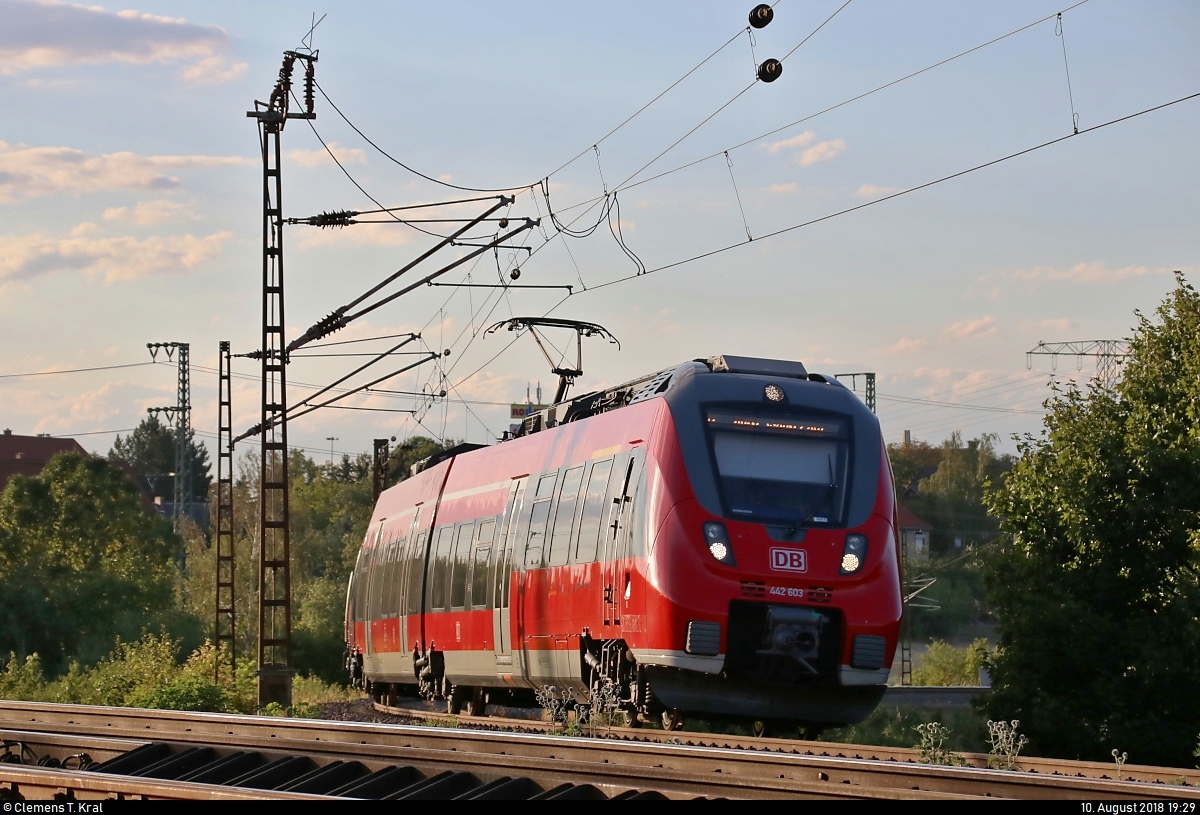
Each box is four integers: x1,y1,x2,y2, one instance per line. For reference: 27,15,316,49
896,502,932,531
0,431,88,493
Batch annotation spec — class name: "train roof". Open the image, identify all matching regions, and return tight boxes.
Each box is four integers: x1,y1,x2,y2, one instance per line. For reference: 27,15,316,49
508,354,848,439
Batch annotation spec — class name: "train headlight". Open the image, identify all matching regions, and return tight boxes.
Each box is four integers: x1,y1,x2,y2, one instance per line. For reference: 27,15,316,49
704,522,736,566
840,534,868,575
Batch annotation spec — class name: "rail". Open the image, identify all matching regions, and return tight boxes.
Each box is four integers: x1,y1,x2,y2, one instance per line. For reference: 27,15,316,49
0,702,1197,801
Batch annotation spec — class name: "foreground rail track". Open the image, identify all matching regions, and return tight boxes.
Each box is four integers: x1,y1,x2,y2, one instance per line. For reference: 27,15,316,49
372,696,1200,787
0,702,1197,801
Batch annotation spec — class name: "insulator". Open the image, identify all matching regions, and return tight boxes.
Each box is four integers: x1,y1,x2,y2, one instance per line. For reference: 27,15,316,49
510,267,521,280
303,63,315,115
498,218,509,228
757,58,783,83
749,4,774,28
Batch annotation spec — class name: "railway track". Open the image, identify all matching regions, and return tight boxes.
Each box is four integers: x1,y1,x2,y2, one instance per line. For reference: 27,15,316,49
369,696,1200,787
0,702,1197,801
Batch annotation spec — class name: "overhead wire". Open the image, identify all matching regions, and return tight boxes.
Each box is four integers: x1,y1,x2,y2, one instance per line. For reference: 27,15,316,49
548,0,1095,219
0,361,156,379
572,91,1200,294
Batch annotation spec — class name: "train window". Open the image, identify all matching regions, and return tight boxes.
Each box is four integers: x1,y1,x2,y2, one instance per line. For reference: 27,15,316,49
548,465,584,566
575,458,614,563
379,538,393,617
450,522,474,609
705,406,851,526
628,464,649,559
471,519,496,609
406,530,427,616
535,472,557,498
525,500,551,568
352,548,367,623
367,539,384,619
388,537,407,616
430,526,453,611
496,480,525,608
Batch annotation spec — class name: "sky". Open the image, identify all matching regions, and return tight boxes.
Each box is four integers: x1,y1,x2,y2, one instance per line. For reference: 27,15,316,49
1,0,1197,466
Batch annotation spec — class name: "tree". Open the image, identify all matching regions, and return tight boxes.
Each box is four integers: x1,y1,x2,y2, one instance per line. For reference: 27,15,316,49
982,274,1200,767
387,436,459,486
919,432,1013,551
889,433,1013,554
109,415,212,502
0,453,200,673
887,438,942,498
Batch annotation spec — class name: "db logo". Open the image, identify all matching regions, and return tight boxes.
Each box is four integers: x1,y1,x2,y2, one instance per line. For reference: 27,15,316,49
770,548,807,573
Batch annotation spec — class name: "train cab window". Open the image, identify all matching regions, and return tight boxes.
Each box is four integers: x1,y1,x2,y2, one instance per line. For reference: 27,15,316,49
548,465,584,566
575,458,614,563
705,406,851,527
406,530,427,616
471,519,496,609
430,526,453,611
450,522,474,609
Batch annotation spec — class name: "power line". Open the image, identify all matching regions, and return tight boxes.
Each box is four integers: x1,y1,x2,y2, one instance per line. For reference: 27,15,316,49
551,0,1095,219
575,91,1200,294
0,361,156,379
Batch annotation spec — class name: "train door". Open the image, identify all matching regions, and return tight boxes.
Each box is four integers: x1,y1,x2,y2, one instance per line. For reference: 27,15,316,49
601,449,644,629
492,478,526,670
394,506,422,674
364,520,387,657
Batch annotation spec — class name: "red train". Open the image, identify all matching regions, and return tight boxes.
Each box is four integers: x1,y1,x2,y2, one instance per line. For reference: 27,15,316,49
345,355,902,732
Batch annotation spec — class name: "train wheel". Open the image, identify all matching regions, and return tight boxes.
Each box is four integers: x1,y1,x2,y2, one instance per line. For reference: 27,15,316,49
467,687,487,717
446,685,464,715
797,724,824,741
618,709,642,729
661,709,683,731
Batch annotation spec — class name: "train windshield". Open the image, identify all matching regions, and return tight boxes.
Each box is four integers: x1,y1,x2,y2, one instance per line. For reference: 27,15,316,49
704,406,851,526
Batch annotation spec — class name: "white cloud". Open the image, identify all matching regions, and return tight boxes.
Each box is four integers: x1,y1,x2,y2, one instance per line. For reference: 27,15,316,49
942,316,997,340
766,182,797,194
856,183,900,198
758,131,846,168
1006,261,1158,285
795,139,846,167
884,336,930,356
293,221,416,250
758,131,817,154
1034,317,1079,334
103,199,195,225
177,54,246,85
0,141,249,202
287,142,367,168
0,0,240,82
0,226,231,284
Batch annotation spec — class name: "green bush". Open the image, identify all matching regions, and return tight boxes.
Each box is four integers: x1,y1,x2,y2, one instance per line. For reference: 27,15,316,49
127,673,236,712
911,639,989,686
823,704,987,752
0,652,48,700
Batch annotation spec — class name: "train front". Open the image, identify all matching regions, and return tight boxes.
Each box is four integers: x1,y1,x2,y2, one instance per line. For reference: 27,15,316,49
636,357,902,729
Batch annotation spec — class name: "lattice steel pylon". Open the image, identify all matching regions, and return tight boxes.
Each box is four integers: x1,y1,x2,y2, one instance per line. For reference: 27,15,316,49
1026,339,1131,389
147,342,192,531
215,341,236,684
247,49,317,708
372,439,389,501
834,372,876,413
